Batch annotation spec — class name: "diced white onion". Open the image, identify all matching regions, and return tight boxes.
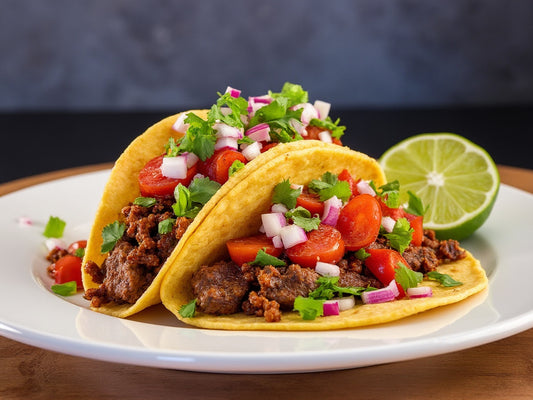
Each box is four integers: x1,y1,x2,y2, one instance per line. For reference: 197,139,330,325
407,286,433,299
290,183,304,192
381,216,396,233
356,180,376,196
271,203,288,214
289,118,308,137
161,156,188,179
279,224,307,249
324,296,355,313
272,235,283,249
314,100,331,120
322,195,342,226
45,238,67,252
315,261,340,277
172,113,190,133
322,301,340,316
245,123,271,142
214,137,239,151
17,216,33,227
261,212,287,238
182,152,199,168
225,86,241,98
292,103,319,125
242,141,262,161
318,130,332,143
213,122,243,139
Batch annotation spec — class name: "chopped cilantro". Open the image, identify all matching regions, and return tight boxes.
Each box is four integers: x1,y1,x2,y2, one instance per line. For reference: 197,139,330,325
189,177,221,205
427,271,463,287
43,216,66,238
272,179,301,209
173,178,220,218
383,218,413,254
228,160,245,177
74,247,85,258
208,92,249,129
354,248,371,261
394,262,423,291
178,113,217,161
309,117,346,139
133,196,157,207
51,281,77,296
269,82,308,107
164,137,180,157
172,184,199,218
309,276,369,300
293,296,323,320
405,190,429,216
250,249,286,267
179,299,197,318
308,172,351,202
100,221,126,253
158,218,176,235
285,207,321,232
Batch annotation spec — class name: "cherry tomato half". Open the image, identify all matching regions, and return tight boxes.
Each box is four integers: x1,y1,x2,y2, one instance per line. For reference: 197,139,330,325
199,149,247,184
296,192,324,215
67,240,87,255
336,194,382,251
285,224,345,268
226,234,283,266
405,213,424,247
54,255,83,289
138,154,198,198
304,125,342,145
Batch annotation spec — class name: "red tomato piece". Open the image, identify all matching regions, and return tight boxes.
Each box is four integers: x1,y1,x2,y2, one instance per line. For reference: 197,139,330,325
296,192,324,215
405,213,424,247
138,154,198,198
67,240,87,255
226,234,282,266
364,248,411,297
285,224,345,268
260,142,278,153
304,125,343,145
54,255,83,289
200,149,247,184
336,194,382,251
379,198,405,220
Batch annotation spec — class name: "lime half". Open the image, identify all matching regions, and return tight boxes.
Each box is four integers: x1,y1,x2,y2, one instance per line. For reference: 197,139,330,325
379,133,500,240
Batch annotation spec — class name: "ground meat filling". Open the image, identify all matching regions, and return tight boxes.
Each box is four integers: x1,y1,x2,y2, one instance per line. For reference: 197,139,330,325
191,228,468,322
84,200,191,307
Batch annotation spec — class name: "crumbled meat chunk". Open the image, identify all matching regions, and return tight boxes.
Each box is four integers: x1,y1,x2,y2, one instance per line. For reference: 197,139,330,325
402,246,439,273
242,291,281,322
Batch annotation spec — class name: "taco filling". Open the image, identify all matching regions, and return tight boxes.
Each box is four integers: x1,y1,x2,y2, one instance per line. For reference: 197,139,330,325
179,172,476,324
83,82,347,311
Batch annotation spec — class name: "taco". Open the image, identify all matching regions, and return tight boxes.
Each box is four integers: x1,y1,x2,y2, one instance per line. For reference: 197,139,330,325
82,83,351,318
160,148,487,330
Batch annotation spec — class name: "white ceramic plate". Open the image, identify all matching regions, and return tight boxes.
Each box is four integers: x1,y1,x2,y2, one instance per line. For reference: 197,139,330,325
1,170,533,374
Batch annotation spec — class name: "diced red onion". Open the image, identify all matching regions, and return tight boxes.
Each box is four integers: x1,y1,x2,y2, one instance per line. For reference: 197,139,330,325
314,100,331,120
271,203,288,214
181,152,199,168
272,235,283,249
315,261,340,277
356,180,376,196
161,155,188,179
214,137,239,151
323,301,340,316
213,122,243,139
192,173,205,180
279,224,307,249
245,123,271,142
17,216,33,227
381,216,396,233
318,130,332,143
407,286,433,299
261,212,287,238
361,280,398,304
249,95,273,104
45,238,67,252
172,113,189,133
247,100,268,117
225,86,241,98
242,141,262,161
322,196,342,226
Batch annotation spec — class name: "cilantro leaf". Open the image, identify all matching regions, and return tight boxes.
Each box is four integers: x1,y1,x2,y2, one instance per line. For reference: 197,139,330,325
285,207,321,232
375,180,401,208
43,216,66,238
427,271,463,287
308,172,351,201
133,196,157,207
158,218,176,235
51,281,77,296
179,113,216,161
272,179,301,209
208,92,248,129
309,117,346,139
293,296,323,320
100,221,126,253
189,177,221,205
228,160,245,177
269,82,308,107
74,247,85,258
164,137,180,157
309,276,370,300
405,190,429,216
394,262,423,291
384,218,413,254
179,299,197,318
250,249,286,267
354,248,371,261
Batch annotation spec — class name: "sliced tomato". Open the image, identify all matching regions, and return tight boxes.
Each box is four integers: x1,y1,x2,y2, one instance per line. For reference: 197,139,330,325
364,248,410,297
336,194,382,251
338,169,357,198
285,224,345,268
138,154,198,198
260,142,278,153
226,234,282,266
405,213,424,247
379,198,405,220
67,240,87,255
54,255,83,289
200,149,247,184
296,192,324,215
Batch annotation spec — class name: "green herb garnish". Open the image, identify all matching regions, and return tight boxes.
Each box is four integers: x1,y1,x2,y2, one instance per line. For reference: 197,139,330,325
158,218,176,235
250,249,286,267
285,207,321,232
394,262,423,291
133,196,157,207
293,296,324,320
383,218,413,254
43,216,66,238
427,271,463,287
100,221,126,253
178,299,197,318
51,281,77,296
405,190,429,216
228,160,245,177
308,172,351,202
272,179,301,209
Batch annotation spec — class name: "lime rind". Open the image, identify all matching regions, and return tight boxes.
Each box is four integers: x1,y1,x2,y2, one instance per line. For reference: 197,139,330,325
379,133,500,240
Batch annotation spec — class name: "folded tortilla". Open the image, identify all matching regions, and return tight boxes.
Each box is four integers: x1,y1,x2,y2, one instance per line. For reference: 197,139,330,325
82,111,379,318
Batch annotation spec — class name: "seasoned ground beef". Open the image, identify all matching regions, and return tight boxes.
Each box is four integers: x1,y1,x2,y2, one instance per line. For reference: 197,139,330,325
84,200,191,307
192,261,250,315
242,291,281,322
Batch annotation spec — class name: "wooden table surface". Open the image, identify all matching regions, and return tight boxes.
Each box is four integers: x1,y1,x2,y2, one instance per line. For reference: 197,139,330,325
1,164,532,400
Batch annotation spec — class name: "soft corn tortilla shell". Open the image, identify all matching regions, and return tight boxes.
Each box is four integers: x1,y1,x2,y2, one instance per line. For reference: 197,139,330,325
160,144,399,328
82,110,377,318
